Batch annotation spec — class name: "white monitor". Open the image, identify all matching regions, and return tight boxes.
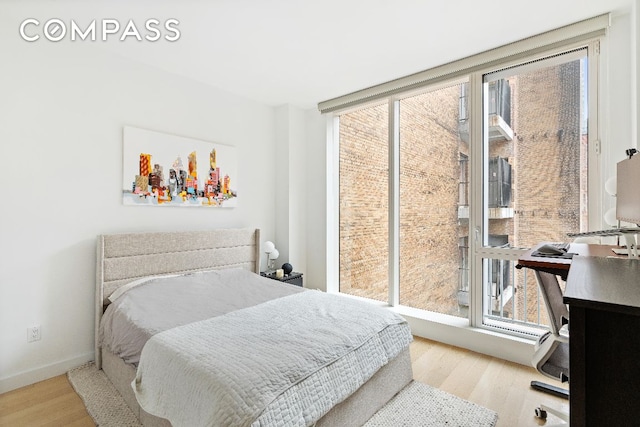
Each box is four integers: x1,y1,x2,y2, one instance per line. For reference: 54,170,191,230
616,154,640,226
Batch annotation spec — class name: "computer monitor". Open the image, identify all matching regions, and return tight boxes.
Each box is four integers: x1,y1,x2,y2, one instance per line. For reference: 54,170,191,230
616,153,640,226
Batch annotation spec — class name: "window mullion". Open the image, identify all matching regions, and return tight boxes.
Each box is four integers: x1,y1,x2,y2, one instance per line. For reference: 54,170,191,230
587,40,602,231
469,73,485,328
388,99,400,307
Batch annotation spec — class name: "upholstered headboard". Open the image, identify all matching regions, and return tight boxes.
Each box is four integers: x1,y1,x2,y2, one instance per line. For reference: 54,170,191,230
94,228,260,368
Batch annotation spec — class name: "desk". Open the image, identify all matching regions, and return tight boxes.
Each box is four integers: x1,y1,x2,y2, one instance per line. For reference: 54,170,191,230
516,242,617,280
517,244,629,425
564,256,640,426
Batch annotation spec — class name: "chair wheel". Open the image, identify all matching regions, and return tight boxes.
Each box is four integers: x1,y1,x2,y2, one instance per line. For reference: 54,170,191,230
535,407,547,419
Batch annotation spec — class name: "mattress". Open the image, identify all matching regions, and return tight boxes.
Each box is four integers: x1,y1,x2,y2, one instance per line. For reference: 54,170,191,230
99,268,305,366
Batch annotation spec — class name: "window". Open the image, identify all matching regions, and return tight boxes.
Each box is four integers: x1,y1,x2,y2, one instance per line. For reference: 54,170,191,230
479,49,592,332
397,82,469,317
323,15,607,338
338,103,389,302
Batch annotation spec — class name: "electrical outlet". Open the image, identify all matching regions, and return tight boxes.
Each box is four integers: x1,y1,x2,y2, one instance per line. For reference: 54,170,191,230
27,325,41,343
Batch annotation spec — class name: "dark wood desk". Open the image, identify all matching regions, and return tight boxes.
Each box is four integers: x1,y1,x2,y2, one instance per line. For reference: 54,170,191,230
564,256,640,426
516,242,618,280
517,244,631,425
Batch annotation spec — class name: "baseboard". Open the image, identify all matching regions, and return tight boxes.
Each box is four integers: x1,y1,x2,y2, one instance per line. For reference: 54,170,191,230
0,351,94,394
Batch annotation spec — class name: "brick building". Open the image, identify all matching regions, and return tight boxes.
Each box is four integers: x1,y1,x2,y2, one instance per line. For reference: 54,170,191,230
338,60,585,325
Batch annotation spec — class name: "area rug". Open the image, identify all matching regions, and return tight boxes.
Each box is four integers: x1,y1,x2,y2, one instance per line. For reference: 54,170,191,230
68,362,498,427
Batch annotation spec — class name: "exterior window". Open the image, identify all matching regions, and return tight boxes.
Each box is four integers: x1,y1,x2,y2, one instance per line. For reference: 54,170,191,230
330,25,601,338
480,49,590,331
398,82,469,317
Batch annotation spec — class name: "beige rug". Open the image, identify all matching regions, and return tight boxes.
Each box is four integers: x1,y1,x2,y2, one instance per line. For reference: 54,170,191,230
68,362,498,427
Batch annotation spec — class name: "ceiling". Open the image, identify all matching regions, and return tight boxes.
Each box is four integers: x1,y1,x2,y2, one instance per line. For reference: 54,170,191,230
7,0,633,109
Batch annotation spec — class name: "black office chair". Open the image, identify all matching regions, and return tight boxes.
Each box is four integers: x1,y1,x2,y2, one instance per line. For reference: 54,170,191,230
531,270,569,425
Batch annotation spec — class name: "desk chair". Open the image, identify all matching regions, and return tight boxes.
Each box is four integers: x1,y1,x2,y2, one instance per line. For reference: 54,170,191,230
531,270,569,425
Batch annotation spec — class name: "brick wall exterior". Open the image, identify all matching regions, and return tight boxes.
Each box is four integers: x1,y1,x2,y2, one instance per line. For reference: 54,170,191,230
511,61,583,323
398,87,463,313
512,62,582,246
339,103,389,301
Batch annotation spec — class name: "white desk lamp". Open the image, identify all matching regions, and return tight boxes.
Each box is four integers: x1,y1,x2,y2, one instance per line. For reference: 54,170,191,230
263,241,279,272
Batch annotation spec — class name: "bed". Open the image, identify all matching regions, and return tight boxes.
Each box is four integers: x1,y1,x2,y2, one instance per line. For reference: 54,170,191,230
95,228,413,427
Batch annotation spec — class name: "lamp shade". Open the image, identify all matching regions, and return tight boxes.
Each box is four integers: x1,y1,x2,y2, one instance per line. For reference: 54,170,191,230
270,248,279,260
604,177,617,196
604,207,617,226
263,241,275,253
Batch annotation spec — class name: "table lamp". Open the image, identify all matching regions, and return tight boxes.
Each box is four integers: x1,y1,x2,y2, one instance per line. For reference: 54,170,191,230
263,241,278,272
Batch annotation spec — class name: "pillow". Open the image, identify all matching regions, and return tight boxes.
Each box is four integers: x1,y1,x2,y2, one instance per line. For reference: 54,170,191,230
108,274,180,303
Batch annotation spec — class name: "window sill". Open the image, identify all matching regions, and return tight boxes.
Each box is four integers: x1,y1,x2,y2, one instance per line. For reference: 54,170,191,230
392,305,536,366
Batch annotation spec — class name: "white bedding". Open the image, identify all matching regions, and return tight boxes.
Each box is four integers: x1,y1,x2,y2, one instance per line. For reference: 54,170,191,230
133,291,412,427
100,268,304,366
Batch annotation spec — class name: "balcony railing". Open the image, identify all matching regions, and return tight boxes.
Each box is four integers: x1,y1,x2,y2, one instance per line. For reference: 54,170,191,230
459,254,551,332
458,79,514,143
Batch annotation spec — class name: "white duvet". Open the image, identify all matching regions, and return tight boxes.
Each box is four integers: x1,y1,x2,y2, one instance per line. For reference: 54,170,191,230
133,290,412,427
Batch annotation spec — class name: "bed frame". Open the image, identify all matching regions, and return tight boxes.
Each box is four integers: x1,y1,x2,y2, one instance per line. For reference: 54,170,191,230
95,228,412,426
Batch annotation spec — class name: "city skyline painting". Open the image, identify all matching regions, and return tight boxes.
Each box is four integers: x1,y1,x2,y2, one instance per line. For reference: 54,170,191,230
122,126,238,207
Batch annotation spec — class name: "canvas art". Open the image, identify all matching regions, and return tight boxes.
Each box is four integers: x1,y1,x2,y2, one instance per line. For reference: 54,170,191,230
122,126,238,207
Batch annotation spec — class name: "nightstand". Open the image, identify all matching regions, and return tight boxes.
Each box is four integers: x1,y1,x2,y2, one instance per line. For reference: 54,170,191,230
260,271,303,287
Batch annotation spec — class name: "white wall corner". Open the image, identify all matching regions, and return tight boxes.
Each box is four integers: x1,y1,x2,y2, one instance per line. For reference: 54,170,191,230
275,104,308,276
274,105,292,268
302,109,329,291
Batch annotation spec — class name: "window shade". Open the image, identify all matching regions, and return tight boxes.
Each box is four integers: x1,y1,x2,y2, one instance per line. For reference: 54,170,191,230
318,13,610,114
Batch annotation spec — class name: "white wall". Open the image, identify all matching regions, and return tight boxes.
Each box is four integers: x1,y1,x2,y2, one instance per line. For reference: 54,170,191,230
601,8,637,224
303,109,327,290
0,18,278,392
274,105,308,274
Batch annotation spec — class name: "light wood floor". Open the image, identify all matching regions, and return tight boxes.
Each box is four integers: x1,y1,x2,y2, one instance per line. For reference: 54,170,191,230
410,337,568,426
0,375,94,427
0,336,568,426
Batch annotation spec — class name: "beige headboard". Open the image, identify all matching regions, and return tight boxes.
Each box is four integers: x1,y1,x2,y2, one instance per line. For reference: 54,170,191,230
94,228,260,368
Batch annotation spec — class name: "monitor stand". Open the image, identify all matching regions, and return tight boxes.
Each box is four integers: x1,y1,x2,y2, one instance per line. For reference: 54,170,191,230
622,233,639,258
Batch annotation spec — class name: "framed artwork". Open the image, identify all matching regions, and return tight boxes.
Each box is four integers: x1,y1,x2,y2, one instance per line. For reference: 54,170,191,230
122,126,238,207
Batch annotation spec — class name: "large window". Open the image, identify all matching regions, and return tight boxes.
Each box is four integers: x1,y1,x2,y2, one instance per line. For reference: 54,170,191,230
479,49,592,332
325,15,606,337
397,82,469,317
